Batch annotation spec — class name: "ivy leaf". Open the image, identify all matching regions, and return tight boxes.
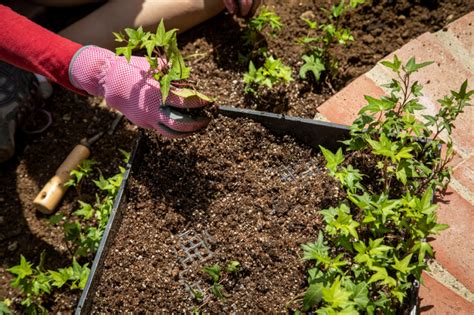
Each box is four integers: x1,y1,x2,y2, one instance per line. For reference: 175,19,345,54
303,282,323,311
160,74,172,104
381,55,402,73
320,146,344,173
299,54,325,80
404,57,433,74
360,96,396,114
392,253,415,274
322,277,352,309
7,255,33,280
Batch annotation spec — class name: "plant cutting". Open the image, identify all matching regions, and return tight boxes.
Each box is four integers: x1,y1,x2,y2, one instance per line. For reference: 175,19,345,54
291,56,473,313
113,20,213,104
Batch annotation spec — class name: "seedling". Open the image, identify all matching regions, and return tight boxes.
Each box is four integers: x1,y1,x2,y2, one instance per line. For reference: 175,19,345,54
114,20,212,103
192,261,241,311
298,0,365,82
7,253,89,314
291,57,472,313
64,159,96,196
51,149,130,258
243,7,283,50
243,54,293,95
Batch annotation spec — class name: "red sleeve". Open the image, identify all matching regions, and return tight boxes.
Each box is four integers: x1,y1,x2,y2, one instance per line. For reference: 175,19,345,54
0,5,83,93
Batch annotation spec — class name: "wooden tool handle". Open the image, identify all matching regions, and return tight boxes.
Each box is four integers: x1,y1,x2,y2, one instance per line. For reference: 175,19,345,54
33,144,90,214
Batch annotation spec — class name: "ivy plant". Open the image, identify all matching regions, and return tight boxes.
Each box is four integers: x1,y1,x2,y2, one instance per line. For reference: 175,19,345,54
292,56,472,313
243,54,293,95
298,0,365,82
114,20,212,103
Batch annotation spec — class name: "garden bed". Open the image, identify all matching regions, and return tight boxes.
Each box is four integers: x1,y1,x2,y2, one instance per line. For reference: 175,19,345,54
82,110,351,312
1,0,472,313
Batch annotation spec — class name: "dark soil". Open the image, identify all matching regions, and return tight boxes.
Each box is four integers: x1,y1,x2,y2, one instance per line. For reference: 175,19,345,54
181,0,473,118
91,117,344,312
1,0,472,313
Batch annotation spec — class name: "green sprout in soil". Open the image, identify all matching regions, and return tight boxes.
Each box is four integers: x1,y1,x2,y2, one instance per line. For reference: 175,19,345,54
113,20,212,104
242,6,283,55
298,0,366,83
243,54,293,95
288,56,473,313
192,260,241,313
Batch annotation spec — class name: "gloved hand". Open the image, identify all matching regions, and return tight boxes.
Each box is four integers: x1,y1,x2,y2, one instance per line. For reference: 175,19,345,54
69,46,212,138
223,0,262,18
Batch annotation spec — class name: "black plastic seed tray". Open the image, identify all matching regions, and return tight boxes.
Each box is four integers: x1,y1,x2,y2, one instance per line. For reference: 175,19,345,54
75,106,418,314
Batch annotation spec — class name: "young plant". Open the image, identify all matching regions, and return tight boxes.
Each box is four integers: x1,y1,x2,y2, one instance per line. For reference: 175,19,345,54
51,150,130,258
298,0,365,82
242,7,283,52
292,57,472,313
64,159,96,195
192,261,241,311
113,20,212,103
243,54,293,95
7,253,89,314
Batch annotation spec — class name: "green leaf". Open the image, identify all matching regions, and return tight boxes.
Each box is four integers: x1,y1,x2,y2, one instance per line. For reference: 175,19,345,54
202,264,221,283
0,300,13,315
299,54,325,80
322,277,352,308
381,55,402,73
7,255,33,279
73,201,94,219
320,146,344,173
226,261,240,273
360,96,396,114
49,213,63,225
160,74,172,104
210,283,224,299
115,46,132,62
405,57,434,74
303,282,323,311
392,253,415,274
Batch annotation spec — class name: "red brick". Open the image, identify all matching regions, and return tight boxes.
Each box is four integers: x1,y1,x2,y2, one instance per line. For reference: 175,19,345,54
431,188,474,292
317,75,385,125
445,11,474,56
419,272,474,315
453,155,474,194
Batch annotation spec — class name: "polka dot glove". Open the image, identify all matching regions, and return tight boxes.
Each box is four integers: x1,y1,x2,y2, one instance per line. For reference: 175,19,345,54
223,0,261,17
69,46,211,138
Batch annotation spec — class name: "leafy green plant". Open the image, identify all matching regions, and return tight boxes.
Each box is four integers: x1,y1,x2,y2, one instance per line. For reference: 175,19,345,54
114,20,212,103
298,0,365,82
7,253,89,314
292,57,472,313
64,159,96,195
7,149,129,313
51,150,129,258
243,7,283,50
192,261,241,312
243,54,293,95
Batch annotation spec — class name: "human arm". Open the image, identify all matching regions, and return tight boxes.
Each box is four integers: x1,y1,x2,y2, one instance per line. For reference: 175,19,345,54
0,5,211,137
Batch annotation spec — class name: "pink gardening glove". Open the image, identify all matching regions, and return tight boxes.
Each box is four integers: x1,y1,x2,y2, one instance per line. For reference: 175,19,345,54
69,46,211,138
223,0,261,17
